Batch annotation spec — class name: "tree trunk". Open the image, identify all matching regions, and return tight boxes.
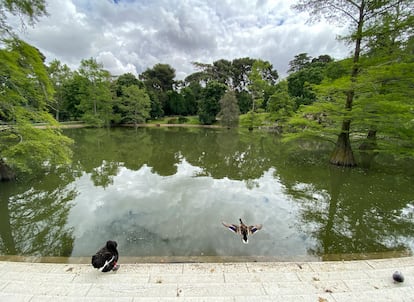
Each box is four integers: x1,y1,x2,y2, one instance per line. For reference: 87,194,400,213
329,4,365,167
330,120,356,166
0,161,16,181
358,130,378,168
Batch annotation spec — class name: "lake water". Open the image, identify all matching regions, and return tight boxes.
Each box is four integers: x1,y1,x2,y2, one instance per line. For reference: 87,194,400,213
0,127,413,261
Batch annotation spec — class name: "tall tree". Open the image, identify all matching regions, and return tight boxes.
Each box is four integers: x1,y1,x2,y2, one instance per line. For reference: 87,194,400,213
217,90,240,128
267,81,295,123
77,58,112,127
139,63,176,118
47,59,73,121
113,72,142,97
231,57,256,92
247,59,278,129
288,53,312,73
119,85,151,127
292,0,413,166
166,90,186,116
181,82,201,116
287,54,333,108
198,81,227,125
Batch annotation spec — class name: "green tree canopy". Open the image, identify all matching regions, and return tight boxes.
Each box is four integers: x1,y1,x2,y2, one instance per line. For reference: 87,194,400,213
139,63,176,118
118,85,151,126
0,39,73,178
218,90,240,128
198,81,227,125
47,59,74,121
287,54,333,108
76,58,112,127
291,0,414,166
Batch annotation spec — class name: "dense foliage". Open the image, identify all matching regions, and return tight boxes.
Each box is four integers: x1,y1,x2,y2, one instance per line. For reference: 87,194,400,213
1,1,72,179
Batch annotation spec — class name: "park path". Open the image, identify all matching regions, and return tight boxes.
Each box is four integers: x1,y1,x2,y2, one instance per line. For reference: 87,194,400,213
0,256,413,301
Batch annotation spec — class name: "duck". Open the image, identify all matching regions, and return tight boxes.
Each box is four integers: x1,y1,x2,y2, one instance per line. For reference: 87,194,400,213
222,219,262,244
91,240,120,272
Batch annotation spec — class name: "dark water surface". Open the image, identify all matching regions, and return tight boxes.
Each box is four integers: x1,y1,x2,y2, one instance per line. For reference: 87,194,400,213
0,127,413,261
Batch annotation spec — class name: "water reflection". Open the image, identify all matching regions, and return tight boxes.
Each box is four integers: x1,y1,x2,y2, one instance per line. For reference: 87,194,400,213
0,127,412,259
0,172,76,257
282,165,414,258
68,159,314,259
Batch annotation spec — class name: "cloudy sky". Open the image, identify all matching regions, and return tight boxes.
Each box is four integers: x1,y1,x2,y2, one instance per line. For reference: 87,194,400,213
15,0,351,80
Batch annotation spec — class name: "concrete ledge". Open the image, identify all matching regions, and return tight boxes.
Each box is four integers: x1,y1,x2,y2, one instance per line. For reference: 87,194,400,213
0,257,413,301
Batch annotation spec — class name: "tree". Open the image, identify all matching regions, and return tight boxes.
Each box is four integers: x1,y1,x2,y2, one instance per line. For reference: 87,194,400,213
119,85,151,126
181,82,200,115
166,90,185,116
288,53,311,73
113,72,142,97
217,90,240,128
247,59,278,129
198,81,227,125
0,0,47,37
139,63,176,118
0,39,73,179
292,0,414,166
47,59,73,121
77,58,112,127
236,90,253,114
267,81,295,122
287,54,333,108
232,57,256,91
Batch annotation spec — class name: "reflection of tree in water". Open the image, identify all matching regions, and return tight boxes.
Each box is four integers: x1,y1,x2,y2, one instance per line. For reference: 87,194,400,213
90,160,120,188
63,127,414,257
280,160,414,257
66,127,154,187
65,127,276,183
182,129,273,180
0,173,77,257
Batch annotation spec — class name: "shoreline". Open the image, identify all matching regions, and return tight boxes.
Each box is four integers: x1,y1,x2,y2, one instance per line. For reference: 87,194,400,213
0,250,411,264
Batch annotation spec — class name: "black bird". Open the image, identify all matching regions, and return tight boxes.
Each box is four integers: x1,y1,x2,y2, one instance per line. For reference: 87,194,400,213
222,219,262,244
91,240,119,272
392,271,404,283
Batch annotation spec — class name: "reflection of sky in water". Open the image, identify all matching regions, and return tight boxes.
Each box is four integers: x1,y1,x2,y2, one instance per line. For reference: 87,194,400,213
68,158,318,259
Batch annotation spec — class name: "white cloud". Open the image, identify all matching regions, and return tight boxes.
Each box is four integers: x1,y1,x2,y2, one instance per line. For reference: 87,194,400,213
16,0,350,79
96,51,138,76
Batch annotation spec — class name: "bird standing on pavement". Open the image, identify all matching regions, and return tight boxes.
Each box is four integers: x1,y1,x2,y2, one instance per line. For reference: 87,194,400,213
91,240,120,272
392,271,404,283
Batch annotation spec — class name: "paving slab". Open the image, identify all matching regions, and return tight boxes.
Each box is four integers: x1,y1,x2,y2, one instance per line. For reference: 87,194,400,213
0,257,413,301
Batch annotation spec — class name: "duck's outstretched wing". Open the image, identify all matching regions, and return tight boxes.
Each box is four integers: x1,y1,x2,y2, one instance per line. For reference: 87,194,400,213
249,224,262,235
222,222,239,233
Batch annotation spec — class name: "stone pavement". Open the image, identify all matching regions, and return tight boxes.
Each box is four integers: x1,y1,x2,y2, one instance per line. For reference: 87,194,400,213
0,256,413,302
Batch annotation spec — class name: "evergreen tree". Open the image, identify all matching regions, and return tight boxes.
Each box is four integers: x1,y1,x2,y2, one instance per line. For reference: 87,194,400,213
198,81,227,125
119,85,151,126
218,90,240,128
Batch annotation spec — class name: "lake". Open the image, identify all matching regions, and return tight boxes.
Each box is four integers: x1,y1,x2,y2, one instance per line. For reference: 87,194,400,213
0,127,413,262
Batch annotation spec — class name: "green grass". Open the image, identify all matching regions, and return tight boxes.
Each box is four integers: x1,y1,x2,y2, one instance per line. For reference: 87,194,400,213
148,114,276,128
148,116,201,125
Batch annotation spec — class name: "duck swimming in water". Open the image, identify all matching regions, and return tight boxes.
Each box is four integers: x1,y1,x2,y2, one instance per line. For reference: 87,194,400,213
91,240,120,272
222,219,262,244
